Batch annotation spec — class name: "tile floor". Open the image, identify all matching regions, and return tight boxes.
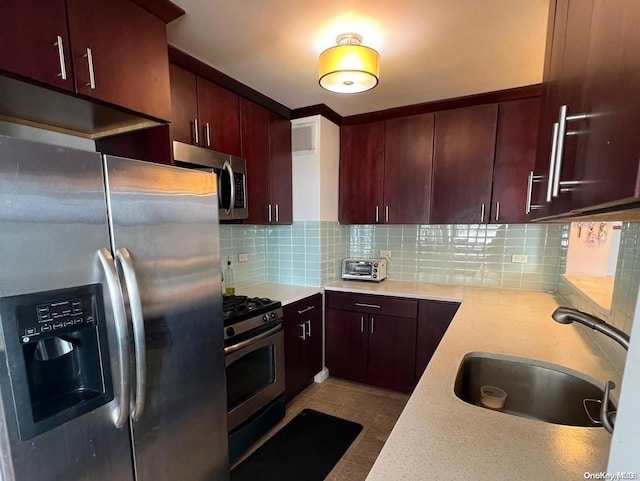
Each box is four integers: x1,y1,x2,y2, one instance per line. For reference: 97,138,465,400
233,377,410,480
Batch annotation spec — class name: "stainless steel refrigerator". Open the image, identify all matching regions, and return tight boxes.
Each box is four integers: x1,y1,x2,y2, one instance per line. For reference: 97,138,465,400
0,135,229,481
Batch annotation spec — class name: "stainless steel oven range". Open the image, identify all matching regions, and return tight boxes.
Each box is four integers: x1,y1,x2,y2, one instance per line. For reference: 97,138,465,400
223,295,285,464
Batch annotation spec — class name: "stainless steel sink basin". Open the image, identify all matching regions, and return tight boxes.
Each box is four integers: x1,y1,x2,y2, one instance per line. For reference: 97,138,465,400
454,353,616,427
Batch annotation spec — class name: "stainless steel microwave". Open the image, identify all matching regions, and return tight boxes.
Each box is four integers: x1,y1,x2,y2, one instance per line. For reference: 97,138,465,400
341,258,387,282
173,141,248,220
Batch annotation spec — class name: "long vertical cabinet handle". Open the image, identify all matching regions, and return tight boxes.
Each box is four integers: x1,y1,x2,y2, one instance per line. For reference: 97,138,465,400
268,204,272,223
205,123,211,147
480,203,485,223
526,171,544,214
305,320,311,337
360,315,364,333
298,323,306,340
84,48,96,89
385,205,389,223
54,36,67,80
495,202,500,222
116,248,146,422
275,204,279,223
97,248,130,428
375,206,379,223
553,105,568,198
546,122,560,202
194,119,199,145
370,317,375,334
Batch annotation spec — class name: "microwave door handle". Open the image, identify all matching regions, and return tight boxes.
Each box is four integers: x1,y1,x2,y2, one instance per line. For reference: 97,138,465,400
223,160,235,215
115,247,146,422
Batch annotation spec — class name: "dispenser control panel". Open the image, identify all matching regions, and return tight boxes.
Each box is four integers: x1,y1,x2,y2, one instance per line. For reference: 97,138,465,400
16,289,99,344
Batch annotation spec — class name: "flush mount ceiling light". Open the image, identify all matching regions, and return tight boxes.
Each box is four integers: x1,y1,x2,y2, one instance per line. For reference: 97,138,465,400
318,33,380,94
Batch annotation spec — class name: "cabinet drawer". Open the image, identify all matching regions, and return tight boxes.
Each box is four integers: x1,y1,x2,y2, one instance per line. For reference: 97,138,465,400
326,291,417,319
284,294,322,322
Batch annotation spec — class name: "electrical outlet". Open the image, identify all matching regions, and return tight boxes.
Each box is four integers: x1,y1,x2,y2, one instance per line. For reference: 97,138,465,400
380,250,392,258
238,253,249,263
511,254,528,264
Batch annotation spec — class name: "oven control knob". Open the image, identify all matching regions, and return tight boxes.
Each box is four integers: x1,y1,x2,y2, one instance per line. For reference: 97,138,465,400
263,314,269,322
226,327,235,337
270,312,277,319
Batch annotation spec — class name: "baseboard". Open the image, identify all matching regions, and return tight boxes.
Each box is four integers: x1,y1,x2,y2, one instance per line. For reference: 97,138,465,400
314,367,329,383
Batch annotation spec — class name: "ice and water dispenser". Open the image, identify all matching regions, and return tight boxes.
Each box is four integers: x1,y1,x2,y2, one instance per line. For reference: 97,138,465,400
0,284,113,440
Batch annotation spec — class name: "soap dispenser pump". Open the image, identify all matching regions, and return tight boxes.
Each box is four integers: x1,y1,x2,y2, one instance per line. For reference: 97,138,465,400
225,257,235,295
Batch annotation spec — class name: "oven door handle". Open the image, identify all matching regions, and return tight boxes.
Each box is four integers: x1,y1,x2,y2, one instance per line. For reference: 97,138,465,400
224,323,282,355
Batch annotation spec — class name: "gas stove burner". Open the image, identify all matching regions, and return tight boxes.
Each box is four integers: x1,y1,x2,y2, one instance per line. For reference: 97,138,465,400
222,295,282,326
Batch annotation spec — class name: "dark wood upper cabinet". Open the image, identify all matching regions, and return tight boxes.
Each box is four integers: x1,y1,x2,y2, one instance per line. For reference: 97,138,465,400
0,0,74,92
431,104,498,224
197,78,241,156
492,98,541,223
168,64,198,145
66,0,171,122
268,112,293,225
384,114,434,224
240,99,292,225
339,122,385,224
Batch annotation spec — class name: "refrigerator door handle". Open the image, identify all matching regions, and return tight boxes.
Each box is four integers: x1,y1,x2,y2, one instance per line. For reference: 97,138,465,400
116,248,147,422
97,248,130,428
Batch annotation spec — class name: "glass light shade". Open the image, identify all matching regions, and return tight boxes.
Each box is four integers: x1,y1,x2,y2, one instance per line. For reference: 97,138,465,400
318,44,380,93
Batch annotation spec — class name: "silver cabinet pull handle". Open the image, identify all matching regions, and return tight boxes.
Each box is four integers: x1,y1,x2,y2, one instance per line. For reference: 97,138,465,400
370,316,375,334
84,48,96,89
297,305,315,315
355,302,380,309
275,204,279,223
526,171,544,214
385,205,389,223
553,105,568,197
298,323,306,340
546,122,559,202
97,248,130,428
480,203,485,223
194,119,199,145
268,203,272,223
205,123,211,147
360,315,364,333
115,248,146,422
305,319,311,338
54,36,67,80
495,202,500,222
375,205,379,223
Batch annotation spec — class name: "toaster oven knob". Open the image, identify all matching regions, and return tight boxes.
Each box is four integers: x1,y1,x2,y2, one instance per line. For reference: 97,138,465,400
263,314,270,322
373,274,377,278
374,263,378,267
373,268,378,273
226,327,235,337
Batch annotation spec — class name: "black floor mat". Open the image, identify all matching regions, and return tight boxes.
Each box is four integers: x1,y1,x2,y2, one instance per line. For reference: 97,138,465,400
230,409,363,481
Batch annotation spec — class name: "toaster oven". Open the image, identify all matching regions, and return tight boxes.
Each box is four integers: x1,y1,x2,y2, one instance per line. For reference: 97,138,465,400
341,258,387,282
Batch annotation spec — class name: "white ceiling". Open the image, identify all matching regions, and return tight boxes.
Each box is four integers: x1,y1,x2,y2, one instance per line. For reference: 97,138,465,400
167,0,549,117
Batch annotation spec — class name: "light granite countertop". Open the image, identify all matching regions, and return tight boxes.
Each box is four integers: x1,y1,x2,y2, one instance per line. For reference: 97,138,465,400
238,280,619,480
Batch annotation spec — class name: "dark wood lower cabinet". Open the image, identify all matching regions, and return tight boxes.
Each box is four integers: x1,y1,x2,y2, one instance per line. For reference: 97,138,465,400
325,292,457,393
283,294,323,401
415,301,460,384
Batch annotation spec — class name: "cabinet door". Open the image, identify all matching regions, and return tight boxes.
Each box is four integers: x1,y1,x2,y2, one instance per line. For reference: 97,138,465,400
415,301,459,384
269,112,293,224
197,78,241,156
384,114,434,224
491,98,541,223
572,0,640,210
283,305,309,402
240,98,271,224
169,64,198,145
431,104,498,224
339,122,385,224
0,0,73,91
66,0,171,121
325,309,368,383
367,314,417,393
